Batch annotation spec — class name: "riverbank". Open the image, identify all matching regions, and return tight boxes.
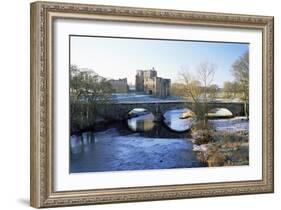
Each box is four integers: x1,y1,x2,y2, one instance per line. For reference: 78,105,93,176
192,117,249,167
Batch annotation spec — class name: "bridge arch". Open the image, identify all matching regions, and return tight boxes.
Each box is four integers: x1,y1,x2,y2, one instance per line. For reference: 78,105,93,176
95,101,247,122
207,107,233,118
126,108,155,132
163,107,195,119
127,108,155,119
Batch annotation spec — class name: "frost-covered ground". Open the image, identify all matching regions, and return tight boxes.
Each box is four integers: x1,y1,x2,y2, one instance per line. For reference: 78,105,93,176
193,117,249,152
70,129,203,173
110,93,244,103
209,117,249,132
163,108,240,132
193,117,249,166
111,93,181,102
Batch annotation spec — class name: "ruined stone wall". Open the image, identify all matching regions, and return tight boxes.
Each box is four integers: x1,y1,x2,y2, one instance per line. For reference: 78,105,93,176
155,78,171,98
135,70,144,92
144,77,156,95
135,69,171,97
109,78,129,93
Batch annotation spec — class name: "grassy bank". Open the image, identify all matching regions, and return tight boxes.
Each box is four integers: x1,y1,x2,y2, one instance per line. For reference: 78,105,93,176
191,121,249,167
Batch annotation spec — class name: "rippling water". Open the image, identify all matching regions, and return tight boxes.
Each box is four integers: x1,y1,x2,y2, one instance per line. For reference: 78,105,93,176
70,109,204,173
70,129,204,173
70,108,247,173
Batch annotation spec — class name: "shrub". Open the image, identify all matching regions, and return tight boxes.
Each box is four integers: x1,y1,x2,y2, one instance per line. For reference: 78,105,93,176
207,152,226,167
194,130,249,167
192,129,213,145
191,121,214,145
192,120,213,131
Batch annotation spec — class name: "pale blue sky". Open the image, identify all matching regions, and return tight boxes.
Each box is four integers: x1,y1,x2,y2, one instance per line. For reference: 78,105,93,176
70,36,249,87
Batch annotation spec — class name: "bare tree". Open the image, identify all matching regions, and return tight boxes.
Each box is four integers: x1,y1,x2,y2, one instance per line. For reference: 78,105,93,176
178,62,217,127
70,65,114,132
70,65,113,104
197,62,216,98
223,81,240,98
208,84,219,99
178,70,202,103
232,51,249,118
197,62,216,125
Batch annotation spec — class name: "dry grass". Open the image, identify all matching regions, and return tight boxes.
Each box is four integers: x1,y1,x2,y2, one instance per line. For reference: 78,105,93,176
191,121,214,145
191,122,249,167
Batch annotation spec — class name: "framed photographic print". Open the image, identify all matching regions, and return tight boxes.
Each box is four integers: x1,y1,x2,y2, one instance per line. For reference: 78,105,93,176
30,1,274,208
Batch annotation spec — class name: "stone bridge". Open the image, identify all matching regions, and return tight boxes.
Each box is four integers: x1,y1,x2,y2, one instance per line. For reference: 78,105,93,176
99,100,248,121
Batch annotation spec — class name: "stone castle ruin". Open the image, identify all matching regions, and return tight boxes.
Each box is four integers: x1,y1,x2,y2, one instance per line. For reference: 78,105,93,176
135,67,171,98
108,78,129,93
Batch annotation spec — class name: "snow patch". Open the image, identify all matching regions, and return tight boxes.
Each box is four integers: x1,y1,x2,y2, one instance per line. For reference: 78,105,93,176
210,117,249,132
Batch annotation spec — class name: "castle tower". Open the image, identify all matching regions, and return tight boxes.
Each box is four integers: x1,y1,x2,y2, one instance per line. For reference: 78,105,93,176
135,70,144,92
135,68,170,98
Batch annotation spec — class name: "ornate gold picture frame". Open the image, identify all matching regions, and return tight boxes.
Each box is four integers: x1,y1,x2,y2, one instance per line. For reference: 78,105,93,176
30,1,274,208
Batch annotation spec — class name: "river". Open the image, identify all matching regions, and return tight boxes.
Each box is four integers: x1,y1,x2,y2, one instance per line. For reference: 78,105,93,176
70,108,248,173
70,108,206,173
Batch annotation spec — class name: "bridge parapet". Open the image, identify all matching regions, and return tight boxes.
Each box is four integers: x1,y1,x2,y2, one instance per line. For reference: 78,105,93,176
102,101,248,121
70,100,248,133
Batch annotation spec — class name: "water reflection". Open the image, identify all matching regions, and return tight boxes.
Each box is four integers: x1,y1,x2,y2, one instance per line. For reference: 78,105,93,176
127,113,155,132
163,108,194,132
70,127,204,172
70,132,94,158
69,107,242,173
127,108,194,133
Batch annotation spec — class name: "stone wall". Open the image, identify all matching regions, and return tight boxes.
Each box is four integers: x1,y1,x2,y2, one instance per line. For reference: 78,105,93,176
135,68,171,98
103,101,248,120
155,78,171,98
71,101,249,133
108,78,129,93
135,70,144,92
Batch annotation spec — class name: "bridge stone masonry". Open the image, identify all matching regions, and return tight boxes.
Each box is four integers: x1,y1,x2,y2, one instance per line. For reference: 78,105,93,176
99,100,249,122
